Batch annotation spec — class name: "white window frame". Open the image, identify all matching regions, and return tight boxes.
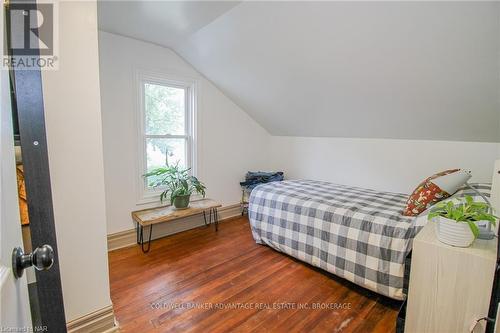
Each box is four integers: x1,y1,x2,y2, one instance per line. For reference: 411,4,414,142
135,70,198,204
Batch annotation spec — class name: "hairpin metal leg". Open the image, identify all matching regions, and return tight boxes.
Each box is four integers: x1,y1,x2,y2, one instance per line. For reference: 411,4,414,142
136,221,140,244
214,207,219,232
138,224,153,253
203,210,209,227
203,208,218,231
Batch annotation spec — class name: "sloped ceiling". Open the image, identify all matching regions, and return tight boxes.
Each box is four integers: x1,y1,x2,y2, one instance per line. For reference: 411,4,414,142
97,1,240,48
98,1,500,142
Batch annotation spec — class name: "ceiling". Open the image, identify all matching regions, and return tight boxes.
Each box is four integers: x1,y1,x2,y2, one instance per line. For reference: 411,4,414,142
97,1,240,48
98,1,500,142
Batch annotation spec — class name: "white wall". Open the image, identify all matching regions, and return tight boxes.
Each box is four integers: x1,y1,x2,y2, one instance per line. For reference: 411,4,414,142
270,137,500,194
98,31,270,235
98,23,500,237
42,1,112,322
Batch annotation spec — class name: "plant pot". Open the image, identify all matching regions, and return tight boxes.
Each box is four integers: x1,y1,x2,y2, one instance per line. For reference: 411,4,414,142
434,216,475,247
474,219,490,232
173,194,191,209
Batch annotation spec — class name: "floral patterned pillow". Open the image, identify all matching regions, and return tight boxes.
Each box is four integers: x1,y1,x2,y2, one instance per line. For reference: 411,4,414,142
403,169,460,216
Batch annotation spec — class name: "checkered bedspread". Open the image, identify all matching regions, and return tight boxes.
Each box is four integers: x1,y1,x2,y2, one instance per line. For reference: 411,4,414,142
248,179,491,300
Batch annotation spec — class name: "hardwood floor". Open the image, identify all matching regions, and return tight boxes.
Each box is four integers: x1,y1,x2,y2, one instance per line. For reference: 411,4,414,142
108,216,401,332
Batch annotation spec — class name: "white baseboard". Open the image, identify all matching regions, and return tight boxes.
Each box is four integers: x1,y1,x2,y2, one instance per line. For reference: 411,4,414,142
67,305,118,333
107,203,242,251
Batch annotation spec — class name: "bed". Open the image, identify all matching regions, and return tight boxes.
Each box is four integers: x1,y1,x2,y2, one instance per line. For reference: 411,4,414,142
248,179,491,300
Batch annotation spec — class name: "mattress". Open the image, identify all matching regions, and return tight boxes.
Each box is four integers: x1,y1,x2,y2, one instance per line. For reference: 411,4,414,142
248,179,490,300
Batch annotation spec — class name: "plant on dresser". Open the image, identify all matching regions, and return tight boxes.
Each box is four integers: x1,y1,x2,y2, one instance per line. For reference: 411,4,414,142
428,195,497,247
145,163,206,209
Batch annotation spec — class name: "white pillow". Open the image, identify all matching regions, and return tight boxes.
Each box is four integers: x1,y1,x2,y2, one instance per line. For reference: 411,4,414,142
430,169,471,195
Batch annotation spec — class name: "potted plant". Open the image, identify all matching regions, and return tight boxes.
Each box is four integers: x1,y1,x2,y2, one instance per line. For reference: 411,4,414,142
428,195,497,247
145,163,206,209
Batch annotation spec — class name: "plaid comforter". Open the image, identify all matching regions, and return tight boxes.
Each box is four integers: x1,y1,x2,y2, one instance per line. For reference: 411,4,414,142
248,179,490,300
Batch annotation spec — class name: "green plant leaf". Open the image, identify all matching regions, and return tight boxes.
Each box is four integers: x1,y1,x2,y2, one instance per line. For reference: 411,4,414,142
426,195,496,226
428,212,439,220
143,161,207,205
467,221,480,238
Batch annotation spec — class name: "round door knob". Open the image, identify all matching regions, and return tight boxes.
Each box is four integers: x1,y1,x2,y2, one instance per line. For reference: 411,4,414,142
12,244,54,279
32,245,54,271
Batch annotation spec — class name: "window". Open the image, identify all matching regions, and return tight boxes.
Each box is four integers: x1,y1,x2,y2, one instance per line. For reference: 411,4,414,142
137,71,197,202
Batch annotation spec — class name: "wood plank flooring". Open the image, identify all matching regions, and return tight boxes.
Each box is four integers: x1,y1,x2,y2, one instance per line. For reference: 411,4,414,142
108,216,401,332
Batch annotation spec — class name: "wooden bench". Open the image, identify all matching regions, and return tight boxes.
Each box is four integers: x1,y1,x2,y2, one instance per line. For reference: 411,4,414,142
131,198,222,253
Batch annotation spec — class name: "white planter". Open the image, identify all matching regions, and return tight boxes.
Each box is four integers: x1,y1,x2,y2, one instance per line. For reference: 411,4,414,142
434,216,475,247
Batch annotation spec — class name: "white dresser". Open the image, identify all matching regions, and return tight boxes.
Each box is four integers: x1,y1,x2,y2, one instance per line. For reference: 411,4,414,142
405,220,497,333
